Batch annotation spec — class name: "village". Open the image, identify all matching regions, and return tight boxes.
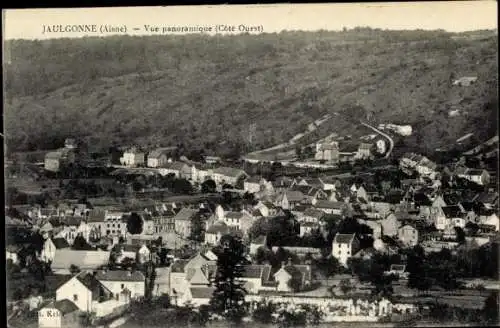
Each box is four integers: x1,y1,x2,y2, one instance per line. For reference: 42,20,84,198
5,129,499,328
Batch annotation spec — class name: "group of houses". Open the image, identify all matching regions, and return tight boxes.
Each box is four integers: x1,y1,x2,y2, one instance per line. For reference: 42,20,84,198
314,138,376,164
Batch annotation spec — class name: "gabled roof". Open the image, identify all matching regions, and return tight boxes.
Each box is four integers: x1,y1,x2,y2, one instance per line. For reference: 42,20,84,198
52,237,70,249
148,147,176,159
212,167,247,178
303,208,325,218
87,209,106,223
283,190,305,203
190,287,215,299
164,161,189,171
95,270,145,282
334,233,356,244
251,235,267,245
442,205,464,218
314,200,345,210
75,271,107,292
206,221,229,234
52,250,110,270
44,299,79,315
173,208,198,221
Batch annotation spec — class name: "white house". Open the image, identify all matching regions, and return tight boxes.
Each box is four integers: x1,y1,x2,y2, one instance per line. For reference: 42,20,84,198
120,147,145,167
273,262,312,292
332,233,360,267
95,270,146,299
56,272,113,312
457,168,491,186
38,299,80,328
244,176,267,194
40,238,70,263
210,167,248,187
146,147,175,168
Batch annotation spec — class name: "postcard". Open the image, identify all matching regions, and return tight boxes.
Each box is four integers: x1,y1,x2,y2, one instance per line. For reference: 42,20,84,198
3,3,499,328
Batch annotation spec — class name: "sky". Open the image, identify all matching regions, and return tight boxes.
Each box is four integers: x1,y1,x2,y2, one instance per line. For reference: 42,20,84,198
2,2,498,40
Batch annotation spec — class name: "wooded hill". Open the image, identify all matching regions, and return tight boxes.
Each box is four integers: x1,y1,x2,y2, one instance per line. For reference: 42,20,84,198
4,28,498,158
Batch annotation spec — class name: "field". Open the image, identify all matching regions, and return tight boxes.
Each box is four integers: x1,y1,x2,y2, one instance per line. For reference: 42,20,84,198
4,29,497,158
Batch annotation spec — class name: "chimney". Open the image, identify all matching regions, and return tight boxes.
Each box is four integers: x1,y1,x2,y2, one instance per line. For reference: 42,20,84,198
287,257,293,266
281,261,286,269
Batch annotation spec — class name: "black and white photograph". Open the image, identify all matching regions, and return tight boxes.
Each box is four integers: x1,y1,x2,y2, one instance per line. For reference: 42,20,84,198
3,3,499,328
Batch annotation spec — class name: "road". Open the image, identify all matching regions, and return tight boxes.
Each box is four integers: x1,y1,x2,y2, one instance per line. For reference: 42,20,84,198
359,121,394,159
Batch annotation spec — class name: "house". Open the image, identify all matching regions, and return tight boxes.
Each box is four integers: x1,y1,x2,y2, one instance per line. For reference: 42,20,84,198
357,185,379,202
291,185,328,204
475,191,499,210
332,233,360,267
315,140,339,163
38,299,80,328
244,176,267,194
399,153,421,171
249,235,268,256
173,208,198,238
379,213,401,237
356,143,373,160
120,147,145,167
357,219,382,239
273,261,312,292
56,271,113,312
44,148,76,172
95,269,146,299
6,245,20,264
211,205,254,237
397,225,419,247
204,221,230,245
204,156,221,164
452,76,478,86
160,161,190,178
313,199,346,216
55,225,79,246
274,190,304,210
253,201,278,218
272,176,296,192
433,205,466,230
40,237,70,263
301,208,325,224
182,287,216,307
299,222,319,237
456,168,491,185
385,264,409,279
114,244,151,264
478,210,499,231
147,147,175,168
416,157,438,179
51,249,111,274
241,264,276,294
210,167,248,187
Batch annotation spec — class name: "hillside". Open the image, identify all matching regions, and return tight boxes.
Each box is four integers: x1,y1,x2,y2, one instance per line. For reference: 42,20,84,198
4,28,498,158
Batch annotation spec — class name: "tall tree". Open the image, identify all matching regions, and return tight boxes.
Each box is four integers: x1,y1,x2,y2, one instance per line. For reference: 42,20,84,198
210,235,249,322
126,212,144,235
189,213,205,243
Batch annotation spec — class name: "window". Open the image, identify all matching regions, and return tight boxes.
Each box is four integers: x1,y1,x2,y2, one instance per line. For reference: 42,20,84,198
118,224,121,228
338,250,341,255
121,284,125,289
73,294,78,301
112,224,115,228
106,230,110,235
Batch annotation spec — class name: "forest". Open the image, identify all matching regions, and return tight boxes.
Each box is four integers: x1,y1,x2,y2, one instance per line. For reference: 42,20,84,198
4,28,498,158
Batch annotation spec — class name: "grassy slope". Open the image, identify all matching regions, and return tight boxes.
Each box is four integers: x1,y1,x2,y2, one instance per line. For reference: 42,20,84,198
4,29,498,157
